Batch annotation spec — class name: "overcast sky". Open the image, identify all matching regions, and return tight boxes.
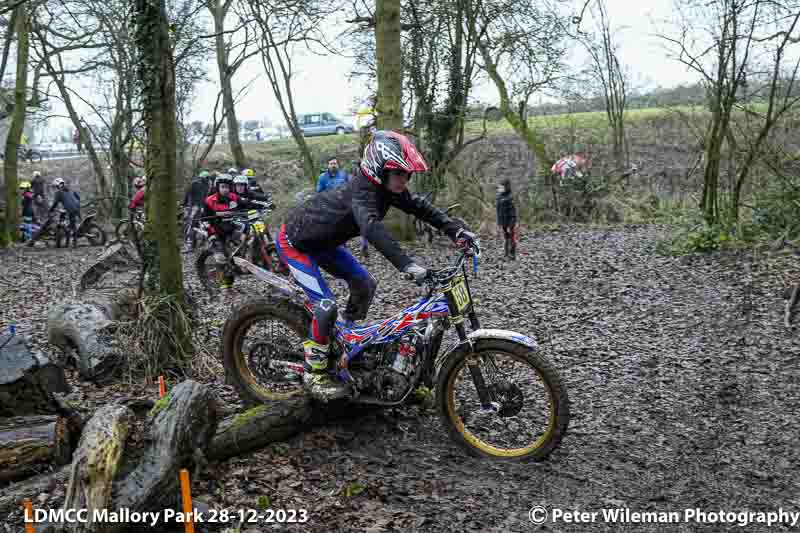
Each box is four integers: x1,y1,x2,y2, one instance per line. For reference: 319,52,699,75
38,0,699,140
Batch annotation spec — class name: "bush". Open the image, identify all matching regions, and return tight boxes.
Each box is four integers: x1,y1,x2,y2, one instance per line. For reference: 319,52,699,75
656,221,734,256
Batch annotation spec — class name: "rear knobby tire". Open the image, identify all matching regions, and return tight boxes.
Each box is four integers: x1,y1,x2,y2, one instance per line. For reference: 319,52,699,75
196,249,221,294
222,296,310,404
436,339,569,462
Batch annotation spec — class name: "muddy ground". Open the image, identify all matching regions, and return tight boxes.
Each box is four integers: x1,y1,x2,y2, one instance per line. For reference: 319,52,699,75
2,224,800,533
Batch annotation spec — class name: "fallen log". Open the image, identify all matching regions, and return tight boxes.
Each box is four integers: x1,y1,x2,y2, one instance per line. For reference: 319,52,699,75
0,465,70,519
47,244,140,383
0,416,73,484
47,302,120,383
110,380,218,524
207,397,313,461
57,404,134,533
0,335,69,417
79,243,141,292
55,381,218,532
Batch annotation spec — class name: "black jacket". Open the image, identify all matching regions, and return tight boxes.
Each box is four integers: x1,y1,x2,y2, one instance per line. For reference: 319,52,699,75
284,171,463,271
49,188,81,214
31,176,45,197
496,191,517,228
184,179,210,207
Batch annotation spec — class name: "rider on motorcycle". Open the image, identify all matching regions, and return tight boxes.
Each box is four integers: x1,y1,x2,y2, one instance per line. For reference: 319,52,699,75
243,168,264,194
48,178,81,248
19,181,35,241
276,130,477,400
129,176,147,213
232,174,274,207
203,174,263,289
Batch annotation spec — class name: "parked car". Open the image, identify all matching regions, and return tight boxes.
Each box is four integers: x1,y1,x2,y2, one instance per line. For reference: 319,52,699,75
297,113,355,137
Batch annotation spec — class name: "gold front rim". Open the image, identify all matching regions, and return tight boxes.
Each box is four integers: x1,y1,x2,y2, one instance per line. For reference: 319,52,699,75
445,354,556,457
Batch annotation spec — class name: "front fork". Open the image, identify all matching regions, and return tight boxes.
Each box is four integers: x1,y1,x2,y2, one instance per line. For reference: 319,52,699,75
454,311,497,412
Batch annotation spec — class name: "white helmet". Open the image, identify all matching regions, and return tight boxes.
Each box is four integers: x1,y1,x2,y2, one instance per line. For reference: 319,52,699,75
52,177,65,188
133,175,147,188
233,175,248,185
228,167,238,174
33,170,41,178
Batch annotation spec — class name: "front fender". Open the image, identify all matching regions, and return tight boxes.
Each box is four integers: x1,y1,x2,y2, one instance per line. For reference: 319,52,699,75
467,328,538,349
435,328,538,374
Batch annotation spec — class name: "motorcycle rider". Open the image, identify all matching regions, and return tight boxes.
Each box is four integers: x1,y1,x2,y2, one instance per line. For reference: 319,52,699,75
203,174,262,289
183,170,212,251
242,168,264,194
129,176,147,212
19,181,35,241
276,130,477,400
232,174,274,207
48,178,81,248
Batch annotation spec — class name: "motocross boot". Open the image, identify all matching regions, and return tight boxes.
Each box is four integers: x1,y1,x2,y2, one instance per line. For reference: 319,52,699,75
303,340,348,401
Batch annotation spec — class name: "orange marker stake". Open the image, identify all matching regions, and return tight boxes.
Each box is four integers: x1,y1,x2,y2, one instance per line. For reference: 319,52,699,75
158,376,166,398
22,499,34,533
179,468,195,533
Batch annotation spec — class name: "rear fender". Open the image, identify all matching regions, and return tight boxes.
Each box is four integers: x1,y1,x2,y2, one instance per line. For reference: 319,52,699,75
232,256,303,300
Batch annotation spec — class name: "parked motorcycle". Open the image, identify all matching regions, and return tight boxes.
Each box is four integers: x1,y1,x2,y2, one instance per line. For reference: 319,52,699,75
55,211,107,248
221,241,570,462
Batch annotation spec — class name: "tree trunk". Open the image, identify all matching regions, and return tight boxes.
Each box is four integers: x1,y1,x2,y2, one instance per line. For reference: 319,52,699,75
476,43,551,178
207,398,312,461
0,415,73,484
1,7,28,246
375,0,403,131
0,335,69,417
136,0,184,300
213,0,247,169
35,33,108,211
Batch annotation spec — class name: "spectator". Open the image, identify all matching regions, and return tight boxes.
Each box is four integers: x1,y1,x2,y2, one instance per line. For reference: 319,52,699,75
73,128,83,154
316,157,349,192
496,179,518,261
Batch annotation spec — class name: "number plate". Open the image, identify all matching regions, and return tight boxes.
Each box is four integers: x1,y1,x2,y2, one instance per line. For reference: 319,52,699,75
449,278,471,313
252,221,265,234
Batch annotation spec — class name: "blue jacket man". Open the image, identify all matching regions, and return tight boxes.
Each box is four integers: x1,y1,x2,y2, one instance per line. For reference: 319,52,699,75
316,157,349,192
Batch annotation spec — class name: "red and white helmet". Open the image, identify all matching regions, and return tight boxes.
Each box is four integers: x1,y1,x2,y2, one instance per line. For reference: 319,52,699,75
360,130,428,186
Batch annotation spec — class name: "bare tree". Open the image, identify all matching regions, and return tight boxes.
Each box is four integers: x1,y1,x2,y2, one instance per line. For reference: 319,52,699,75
661,0,800,225
245,0,333,185
467,0,567,177
207,0,258,169
574,0,629,171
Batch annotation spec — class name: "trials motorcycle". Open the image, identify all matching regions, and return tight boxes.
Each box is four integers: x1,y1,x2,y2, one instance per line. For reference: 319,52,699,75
221,241,569,461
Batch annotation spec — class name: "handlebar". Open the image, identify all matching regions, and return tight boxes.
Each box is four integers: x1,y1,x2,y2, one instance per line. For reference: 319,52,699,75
406,240,481,288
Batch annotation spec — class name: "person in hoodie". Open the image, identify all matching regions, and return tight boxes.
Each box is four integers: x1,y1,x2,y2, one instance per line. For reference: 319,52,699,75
49,178,81,248
496,178,518,261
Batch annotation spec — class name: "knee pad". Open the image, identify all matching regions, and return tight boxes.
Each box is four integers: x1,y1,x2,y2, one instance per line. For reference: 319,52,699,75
311,299,338,343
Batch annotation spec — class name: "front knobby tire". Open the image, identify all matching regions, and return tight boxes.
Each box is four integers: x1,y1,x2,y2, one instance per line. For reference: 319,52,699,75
222,296,310,404
436,339,569,462
86,224,106,246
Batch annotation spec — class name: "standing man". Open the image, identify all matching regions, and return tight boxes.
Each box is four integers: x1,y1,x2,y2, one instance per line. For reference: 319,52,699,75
316,157,349,193
496,179,518,261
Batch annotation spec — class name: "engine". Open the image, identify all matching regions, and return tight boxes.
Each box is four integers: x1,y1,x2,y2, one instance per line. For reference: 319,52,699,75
349,334,420,402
